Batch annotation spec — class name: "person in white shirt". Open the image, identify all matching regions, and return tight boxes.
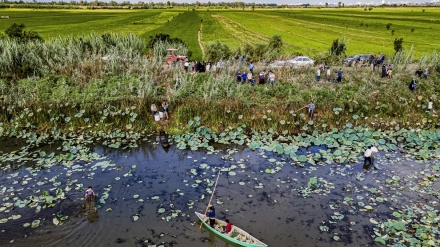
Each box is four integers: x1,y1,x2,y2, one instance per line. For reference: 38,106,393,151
428,99,433,111
326,67,331,82
363,146,372,171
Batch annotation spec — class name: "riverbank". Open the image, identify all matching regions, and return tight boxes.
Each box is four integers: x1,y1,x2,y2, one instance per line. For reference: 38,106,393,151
1,61,439,137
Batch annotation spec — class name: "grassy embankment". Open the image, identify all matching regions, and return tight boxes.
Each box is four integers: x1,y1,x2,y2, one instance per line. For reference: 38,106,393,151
1,8,440,59
0,8,439,136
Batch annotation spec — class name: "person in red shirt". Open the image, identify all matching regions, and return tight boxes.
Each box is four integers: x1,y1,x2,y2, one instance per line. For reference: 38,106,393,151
225,219,233,234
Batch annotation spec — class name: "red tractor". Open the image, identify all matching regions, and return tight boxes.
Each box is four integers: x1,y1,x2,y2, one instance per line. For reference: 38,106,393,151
166,48,187,65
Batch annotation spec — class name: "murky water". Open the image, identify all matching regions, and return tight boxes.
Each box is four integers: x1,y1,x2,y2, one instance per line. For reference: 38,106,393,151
0,137,438,247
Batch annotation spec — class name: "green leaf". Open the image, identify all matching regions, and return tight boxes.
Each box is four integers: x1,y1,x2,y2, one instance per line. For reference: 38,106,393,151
374,237,386,245
392,221,406,231
298,155,308,162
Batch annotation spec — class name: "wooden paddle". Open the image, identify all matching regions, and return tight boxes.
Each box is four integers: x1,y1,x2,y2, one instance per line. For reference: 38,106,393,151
200,170,221,228
294,106,307,112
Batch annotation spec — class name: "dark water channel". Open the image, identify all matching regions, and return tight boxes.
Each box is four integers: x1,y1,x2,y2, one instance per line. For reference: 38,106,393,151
0,137,437,247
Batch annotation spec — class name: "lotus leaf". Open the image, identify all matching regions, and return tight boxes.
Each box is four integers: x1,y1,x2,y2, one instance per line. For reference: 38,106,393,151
298,155,308,162
374,237,386,245
31,220,40,228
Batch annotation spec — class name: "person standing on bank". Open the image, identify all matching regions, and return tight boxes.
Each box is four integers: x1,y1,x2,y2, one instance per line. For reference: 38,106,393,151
326,66,331,82
337,68,343,83
207,206,216,228
268,71,275,86
428,98,433,112
249,62,254,73
307,101,315,119
316,68,321,82
162,101,169,120
151,104,157,117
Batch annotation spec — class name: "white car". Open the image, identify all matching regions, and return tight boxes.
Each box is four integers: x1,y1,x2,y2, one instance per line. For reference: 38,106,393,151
287,56,314,67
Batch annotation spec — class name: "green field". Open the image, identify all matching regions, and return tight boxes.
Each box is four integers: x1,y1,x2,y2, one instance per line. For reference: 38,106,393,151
1,7,440,59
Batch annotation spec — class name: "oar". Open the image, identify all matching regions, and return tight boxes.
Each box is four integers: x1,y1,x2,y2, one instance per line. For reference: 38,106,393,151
200,170,221,229
294,106,307,112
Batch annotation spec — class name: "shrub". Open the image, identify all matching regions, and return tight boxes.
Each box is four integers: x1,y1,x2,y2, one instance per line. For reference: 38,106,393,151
386,23,392,30
5,23,43,42
205,40,231,62
394,38,404,54
329,38,347,56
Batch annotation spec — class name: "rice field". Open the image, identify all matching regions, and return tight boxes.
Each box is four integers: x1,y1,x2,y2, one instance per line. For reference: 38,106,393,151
1,7,440,60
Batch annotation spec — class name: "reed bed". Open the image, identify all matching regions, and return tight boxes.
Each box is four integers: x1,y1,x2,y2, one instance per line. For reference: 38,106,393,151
0,33,439,136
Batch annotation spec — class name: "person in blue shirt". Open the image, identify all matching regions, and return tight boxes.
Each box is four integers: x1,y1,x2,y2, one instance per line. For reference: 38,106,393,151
207,206,216,228
337,68,343,83
249,62,254,73
241,72,247,83
307,102,315,119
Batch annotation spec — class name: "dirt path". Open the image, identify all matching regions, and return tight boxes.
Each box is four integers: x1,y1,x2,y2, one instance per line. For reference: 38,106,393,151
198,24,205,58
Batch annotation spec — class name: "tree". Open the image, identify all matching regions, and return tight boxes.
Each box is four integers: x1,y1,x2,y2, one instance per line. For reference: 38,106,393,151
393,38,404,54
148,33,186,49
205,40,231,62
5,23,43,42
267,35,284,55
386,23,392,30
243,43,254,59
329,38,347,56
253,43,266,61
5,23,25,39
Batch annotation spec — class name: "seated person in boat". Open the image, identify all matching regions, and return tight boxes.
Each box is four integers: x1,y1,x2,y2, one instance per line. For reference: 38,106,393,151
207,206,216,228
223,219,233,234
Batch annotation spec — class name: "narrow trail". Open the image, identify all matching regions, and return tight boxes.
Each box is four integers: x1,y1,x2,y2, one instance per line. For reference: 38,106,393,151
198,23,205,58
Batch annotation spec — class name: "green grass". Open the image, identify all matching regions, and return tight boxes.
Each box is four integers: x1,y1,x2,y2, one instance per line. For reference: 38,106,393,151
0,7,440,59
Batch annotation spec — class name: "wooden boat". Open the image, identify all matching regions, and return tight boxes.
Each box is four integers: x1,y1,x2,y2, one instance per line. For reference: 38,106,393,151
159,130,169,148
195,212,268,247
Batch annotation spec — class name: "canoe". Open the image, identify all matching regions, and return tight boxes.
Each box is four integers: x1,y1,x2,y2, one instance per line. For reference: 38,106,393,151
159,131,169,148
195,212,268,247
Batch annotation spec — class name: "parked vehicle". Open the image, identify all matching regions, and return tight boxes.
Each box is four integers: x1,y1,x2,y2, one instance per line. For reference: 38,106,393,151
344,54,372,66
287,56,314,67
166,48,187,65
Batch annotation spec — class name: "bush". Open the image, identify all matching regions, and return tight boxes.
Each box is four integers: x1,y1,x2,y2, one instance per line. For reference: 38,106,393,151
386,23,392,30
205,40,231,62
394,38,404,54
147,33,186,50
5,23,43,42
329,38,347,56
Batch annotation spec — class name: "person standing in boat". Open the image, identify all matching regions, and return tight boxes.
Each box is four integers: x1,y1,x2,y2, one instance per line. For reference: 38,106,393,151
207,206,216,228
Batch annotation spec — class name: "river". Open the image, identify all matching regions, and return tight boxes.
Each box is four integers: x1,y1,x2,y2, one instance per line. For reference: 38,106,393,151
0,136,438,247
